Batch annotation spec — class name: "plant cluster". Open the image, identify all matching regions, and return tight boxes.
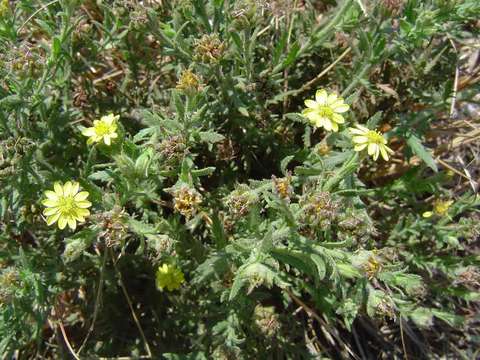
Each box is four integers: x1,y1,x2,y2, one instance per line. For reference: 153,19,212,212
0,0,479,358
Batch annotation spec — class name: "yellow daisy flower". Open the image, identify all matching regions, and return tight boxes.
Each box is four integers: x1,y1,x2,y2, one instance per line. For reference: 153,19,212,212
423,199,453,218
42,181,92,230
81,114,119,146
156,264,185,292
349,124,394,161
302,89,350,132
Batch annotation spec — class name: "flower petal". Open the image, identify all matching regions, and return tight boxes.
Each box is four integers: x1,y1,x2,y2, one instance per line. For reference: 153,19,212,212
323,118,333,131
58,217,67,230
315,89,328,105
76,200,92,209
380,146,389,161
74,191,89,201
43,207,59,216
327,93,338,105
332,113,345,124
54,182,63,196
354,143,368,151
331,121,339,132
82,127,96,137
349,127,367,135
352,136,368,144
304,99,317,108
423,211,433,218
63,181,73,197
46,212,61,226
368,143,377,156
355,124,370,132
76,208,90,217
71,182,79,195
332,104,350,113
104,136,111,146
44,190,59,200
42,199,59,207
67,217,77,230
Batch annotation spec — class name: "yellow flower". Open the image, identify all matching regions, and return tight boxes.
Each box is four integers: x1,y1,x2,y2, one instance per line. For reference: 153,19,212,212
156,264,185,291
349,124,394,161
81,114,119,145
423,199,453,218
42,181,92,230
302,89,349,132
0,0,10,17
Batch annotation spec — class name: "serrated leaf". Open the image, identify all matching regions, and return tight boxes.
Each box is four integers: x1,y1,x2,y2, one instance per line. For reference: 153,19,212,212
310,254,326,280
407,134,438,172
198,131,225,144
280,155,294,175
191,167,215,177
366,111,383,129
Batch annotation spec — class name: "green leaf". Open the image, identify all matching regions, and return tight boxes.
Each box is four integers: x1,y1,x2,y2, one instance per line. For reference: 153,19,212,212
407,134,438,172
409,307,433,327
280,155,294,175
198,131,225,144
191,167,216,177
310,254,326,280
366,111,383,129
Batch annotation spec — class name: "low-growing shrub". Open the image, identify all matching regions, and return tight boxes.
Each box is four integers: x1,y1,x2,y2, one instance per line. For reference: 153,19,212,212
0,0,479,358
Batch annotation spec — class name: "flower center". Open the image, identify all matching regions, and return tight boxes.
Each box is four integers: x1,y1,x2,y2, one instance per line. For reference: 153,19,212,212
434,201,450,215
318,106,334,118
366,130,385,144
58,196,77,216
94,122,113,136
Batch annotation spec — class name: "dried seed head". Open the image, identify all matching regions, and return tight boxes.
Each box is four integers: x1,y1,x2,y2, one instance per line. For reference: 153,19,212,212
173,186,202,218
157,135,187,164
194,34,226,63
176,69,203,94
337,208,377,242
99,206,128,247
317,143,331,156
363,251,382,280
225,186,258,218
381,0,404,15
301,191,339,228
212,345,241,360
376,296,395,319
216,138,237,162
254,305,281,338
454,267,480,288
272,173,293,202
0,267,20,304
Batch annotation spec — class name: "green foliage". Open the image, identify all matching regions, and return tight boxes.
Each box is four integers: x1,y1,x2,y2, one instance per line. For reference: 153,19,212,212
0,0,479,358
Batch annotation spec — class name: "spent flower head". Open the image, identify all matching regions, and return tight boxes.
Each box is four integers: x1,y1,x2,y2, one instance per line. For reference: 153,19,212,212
423,199,454,218
42,181,91,230
81,113,119,146
349,124,394,161
173,186,202,218
156,264,185,291
176,69,203,94
302,89,349,132
194,34,225,63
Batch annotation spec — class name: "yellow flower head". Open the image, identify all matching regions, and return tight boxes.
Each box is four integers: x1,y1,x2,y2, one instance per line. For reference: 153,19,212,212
81,114,119,145
423,199,453,218
156,264,185,291
42,181,92,230
349,124,394,161
0,0,10,17
302,89,349,132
